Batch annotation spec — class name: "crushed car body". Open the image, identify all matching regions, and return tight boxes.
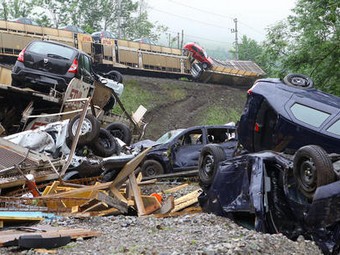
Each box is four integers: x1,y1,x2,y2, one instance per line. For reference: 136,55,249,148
198,148,340,254
133,125,237,177
237,73,340,154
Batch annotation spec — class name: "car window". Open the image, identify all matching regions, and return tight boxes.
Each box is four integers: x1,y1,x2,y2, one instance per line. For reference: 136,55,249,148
156,129,185,144
28,42,75,60
78,54,92,75
179,129,202,145
327,119,340,136
207,128,235,144
290,103,330,128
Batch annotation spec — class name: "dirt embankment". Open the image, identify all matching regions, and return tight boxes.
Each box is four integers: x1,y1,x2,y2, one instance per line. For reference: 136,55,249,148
124,75,248,140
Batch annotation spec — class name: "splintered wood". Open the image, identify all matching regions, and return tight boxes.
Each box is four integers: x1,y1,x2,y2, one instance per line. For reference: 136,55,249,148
0,148,202,219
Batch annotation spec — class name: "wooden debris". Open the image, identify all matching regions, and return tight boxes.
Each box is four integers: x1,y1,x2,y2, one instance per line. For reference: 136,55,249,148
0,225,100,247
171,189,201,213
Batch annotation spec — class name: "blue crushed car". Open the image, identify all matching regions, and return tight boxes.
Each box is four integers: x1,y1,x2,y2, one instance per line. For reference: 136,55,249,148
237,73,340,154
198,74,340,254
133,125,237,177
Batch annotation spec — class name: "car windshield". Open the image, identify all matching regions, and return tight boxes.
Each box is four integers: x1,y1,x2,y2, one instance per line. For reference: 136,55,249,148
156,129,185,144
28,42,75,60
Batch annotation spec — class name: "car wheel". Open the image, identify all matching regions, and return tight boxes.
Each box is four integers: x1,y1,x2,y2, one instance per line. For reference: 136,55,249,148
104,70,123,83
91,128,119,157
68,114,100,146
62,170,81,180
142,159,164,177
283,73,314,88
106,122,132,145
102,95,116,112
202,62,208,69
293,145,336,200
198,144,226,189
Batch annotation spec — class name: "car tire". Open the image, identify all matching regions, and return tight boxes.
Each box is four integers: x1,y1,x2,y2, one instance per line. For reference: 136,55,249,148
293,145,336,200
68,114,100,146
62,170,81,180
104,70,123,83
91,128,119,157
142,159,164,177
283,73,314,88
102,95,116,112
198,144,226,189
202,62,208,69
106,122,132,145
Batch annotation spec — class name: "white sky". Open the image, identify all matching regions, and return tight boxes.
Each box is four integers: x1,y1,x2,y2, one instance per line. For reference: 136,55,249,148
145,0,297,47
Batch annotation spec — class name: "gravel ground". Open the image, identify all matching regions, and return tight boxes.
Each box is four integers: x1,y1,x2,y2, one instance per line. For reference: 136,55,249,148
1,182,323,255
2,213,322,255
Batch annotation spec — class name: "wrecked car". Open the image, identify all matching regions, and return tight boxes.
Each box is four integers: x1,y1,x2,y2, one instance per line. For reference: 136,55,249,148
198,145,340,254
11,40,95,93
237,73,340,154
0,117,139,196
135,125,237,177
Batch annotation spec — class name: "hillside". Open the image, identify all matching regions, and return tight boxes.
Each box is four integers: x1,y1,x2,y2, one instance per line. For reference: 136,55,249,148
121,75,249,140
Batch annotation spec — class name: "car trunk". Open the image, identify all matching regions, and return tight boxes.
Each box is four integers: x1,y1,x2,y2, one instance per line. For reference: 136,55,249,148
24,42,76,75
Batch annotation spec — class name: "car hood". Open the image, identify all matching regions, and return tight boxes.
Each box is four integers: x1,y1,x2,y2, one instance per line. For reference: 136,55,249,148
131,139,160,149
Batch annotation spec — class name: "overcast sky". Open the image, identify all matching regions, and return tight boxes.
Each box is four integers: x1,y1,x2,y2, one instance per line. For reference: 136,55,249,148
145,0,297,47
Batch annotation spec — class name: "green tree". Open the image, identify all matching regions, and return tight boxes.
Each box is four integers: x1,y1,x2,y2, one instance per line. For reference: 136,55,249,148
0,0,35,20
238,35,264,64
262,0,340,94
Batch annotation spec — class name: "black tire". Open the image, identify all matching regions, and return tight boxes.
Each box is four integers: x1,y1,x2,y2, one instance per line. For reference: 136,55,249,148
102,95,116,112
103,70,123,83
91,128,118,157
68,114,100,146
293,145,336,200
106,122,132,145
198,144,226,188
283,73,314,88
142,159,164,177
62,171,81,180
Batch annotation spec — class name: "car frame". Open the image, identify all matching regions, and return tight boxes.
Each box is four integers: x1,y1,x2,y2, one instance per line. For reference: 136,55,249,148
137,125,237,177
237,73,340,154
11,40,95,93
198,145,340,254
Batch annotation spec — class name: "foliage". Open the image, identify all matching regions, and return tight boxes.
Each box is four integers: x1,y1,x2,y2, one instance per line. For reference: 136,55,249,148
0,0,35,20
0,0,167,42
262,0,340,94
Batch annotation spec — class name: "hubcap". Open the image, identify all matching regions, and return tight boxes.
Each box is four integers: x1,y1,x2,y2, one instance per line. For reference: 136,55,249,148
203,154,214,176
299,159,316,192
72,118,92,136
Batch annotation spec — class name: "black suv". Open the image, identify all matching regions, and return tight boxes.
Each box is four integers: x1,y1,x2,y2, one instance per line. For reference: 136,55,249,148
237,74,340,154
11,40,94,93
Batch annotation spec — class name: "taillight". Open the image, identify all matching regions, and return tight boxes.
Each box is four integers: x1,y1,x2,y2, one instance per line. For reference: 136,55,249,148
68,58,78,73
254,123,261,133
18,48,26,62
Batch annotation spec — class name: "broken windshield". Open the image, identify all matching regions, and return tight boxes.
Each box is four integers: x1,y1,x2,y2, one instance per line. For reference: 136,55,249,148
156,129,185,144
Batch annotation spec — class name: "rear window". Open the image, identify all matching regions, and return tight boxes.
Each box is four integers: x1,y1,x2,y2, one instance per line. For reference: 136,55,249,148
28,42,75,60
290,103,330,128
327,119,340,136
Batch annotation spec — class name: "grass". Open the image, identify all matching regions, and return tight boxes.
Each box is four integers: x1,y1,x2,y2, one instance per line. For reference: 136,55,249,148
198,105,242,125
112,79,154,115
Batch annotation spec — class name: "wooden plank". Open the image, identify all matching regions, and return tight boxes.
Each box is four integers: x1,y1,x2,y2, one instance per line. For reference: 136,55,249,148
162,183,189,194
171,197,198,213
128,172,145,216
0,227,101,247
174,189,201,205
141,196,161,215
111,148,151,188
96,191,128,214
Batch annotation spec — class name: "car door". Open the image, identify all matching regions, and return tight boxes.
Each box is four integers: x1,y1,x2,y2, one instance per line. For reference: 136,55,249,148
171,128,204,171
78,54,94,85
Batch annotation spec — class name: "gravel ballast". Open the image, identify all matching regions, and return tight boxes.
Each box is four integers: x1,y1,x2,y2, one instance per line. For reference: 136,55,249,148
2,212,322,255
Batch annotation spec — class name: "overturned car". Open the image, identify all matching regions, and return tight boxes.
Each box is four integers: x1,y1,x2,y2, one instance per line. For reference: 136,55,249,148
198,145,340,254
